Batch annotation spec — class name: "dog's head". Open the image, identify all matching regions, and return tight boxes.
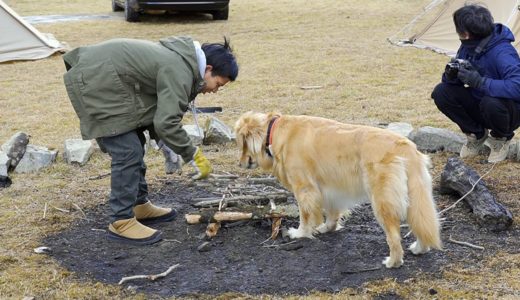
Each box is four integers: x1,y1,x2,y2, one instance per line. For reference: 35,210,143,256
234,111,280,170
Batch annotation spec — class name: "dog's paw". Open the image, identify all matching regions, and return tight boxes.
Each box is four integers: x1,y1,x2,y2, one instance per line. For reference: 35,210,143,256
382,256,404,268
287,227,313,239
315,223,330,234
408,241,431,255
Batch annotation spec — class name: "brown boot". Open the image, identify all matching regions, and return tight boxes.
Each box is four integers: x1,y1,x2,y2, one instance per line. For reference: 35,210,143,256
108,217,162,245
133,201,177,225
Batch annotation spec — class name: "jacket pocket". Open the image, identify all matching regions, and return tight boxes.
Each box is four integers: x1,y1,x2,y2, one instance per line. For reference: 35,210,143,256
75,59,133,120
120,74,146,111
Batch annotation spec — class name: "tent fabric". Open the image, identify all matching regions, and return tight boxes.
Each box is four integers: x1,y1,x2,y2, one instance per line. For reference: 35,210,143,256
0,0,65,63
389,0,520,56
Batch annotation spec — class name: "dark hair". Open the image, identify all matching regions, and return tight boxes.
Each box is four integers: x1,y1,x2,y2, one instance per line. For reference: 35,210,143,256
202,37,239,81
453,4,494,39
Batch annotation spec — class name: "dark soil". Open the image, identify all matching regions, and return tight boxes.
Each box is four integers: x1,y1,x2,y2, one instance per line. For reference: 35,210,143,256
44,173,520,298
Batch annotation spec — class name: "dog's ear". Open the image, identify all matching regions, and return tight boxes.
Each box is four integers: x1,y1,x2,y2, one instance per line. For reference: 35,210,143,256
266,111,282,120
234,112,267,156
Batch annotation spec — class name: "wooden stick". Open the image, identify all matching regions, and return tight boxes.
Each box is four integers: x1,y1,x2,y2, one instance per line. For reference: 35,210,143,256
210,173,239,179
270,217,282,240
185,208,286,224
300,85,323,90
72,203,87,218
42,202,48,219
448,236,484,250
341,266,382,274
247,177,278,184
186,211,253,224
88,172,111,180
262,240,298,248
206,222,221,238
49,204,70,213
193,194,289,208
118,264,180,285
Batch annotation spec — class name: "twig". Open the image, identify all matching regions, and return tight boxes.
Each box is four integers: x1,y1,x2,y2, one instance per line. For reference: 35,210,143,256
439,162,496,216
88,172,111,180
262,240,298,248
448,236,484,250
300,85,323,90
247,177,278,184
72,203,87,218
162,239,182,243
210,173,239,179
341,266,382,274
193,194,289,208
42,202,48,219
401,217,445,228
49,204,70,213
118,264,180,285
218,187,228,211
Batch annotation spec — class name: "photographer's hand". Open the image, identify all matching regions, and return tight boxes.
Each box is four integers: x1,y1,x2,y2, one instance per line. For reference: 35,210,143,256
458,66,485,89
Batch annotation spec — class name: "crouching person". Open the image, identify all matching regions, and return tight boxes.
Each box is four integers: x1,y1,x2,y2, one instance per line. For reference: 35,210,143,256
63,36,239,245
431,4,520,163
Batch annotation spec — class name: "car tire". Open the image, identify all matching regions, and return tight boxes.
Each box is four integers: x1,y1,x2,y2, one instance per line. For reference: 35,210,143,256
212,6,229,20
125,0,140,22
112,0,123,12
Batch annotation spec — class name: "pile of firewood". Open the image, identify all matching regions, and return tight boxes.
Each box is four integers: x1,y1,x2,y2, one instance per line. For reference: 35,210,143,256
185,174,298,239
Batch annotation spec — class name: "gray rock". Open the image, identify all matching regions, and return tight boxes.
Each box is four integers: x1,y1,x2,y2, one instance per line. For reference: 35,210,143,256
183,125,204,145
0,152,10,177
410,126,465,153
387,122,413,138
203,117,234,144
14,144,58,173
1,132,29,169
63,139,94,165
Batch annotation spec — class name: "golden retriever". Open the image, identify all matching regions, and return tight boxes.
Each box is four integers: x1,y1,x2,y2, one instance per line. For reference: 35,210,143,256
234,112,442,268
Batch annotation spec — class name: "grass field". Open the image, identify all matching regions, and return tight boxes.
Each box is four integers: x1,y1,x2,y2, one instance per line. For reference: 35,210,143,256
1,0,519,298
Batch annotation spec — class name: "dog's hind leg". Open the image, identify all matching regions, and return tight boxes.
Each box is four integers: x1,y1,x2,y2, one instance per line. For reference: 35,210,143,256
372,197,404,268
288,185,323,239
406,153,442,254
315,209,341,234
367,161,408,268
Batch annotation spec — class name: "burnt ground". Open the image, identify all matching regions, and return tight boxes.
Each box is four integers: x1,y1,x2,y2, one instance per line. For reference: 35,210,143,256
44,174,520,298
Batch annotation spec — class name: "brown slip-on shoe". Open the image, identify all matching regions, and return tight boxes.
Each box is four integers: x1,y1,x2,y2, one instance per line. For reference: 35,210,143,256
107,217,162,245
133,201,177,225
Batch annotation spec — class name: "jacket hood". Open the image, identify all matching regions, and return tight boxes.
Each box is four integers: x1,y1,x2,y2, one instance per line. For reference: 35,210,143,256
485,23,515,51
159,36,203,82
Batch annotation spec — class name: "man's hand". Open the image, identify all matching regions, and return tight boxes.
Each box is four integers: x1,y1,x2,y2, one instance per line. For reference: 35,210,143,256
458,64,485,89
444,58,458,80
190,147,212,180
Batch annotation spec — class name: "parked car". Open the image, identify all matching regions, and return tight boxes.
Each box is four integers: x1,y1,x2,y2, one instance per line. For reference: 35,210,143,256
112,0,230,22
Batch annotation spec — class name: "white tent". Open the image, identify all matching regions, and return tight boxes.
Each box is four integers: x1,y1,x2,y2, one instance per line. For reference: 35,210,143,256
0,0,65,63
389,0,520,56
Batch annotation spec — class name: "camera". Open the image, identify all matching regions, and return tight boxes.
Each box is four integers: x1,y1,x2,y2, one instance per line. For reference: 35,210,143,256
445,58,471,80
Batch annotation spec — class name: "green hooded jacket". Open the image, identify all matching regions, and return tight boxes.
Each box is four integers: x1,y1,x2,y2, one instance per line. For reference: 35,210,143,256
63,36,204,162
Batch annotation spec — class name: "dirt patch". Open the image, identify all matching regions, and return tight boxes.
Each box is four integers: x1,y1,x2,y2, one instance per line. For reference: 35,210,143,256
44,175,519,298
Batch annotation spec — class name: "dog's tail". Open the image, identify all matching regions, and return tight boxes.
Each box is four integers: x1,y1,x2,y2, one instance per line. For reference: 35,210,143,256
406,152,442,250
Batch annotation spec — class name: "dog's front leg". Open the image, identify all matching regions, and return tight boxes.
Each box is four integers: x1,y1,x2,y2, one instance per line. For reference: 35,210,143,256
288,187,323,239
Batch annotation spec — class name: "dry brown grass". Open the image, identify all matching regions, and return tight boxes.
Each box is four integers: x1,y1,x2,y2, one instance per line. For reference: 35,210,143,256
1,0,519,298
